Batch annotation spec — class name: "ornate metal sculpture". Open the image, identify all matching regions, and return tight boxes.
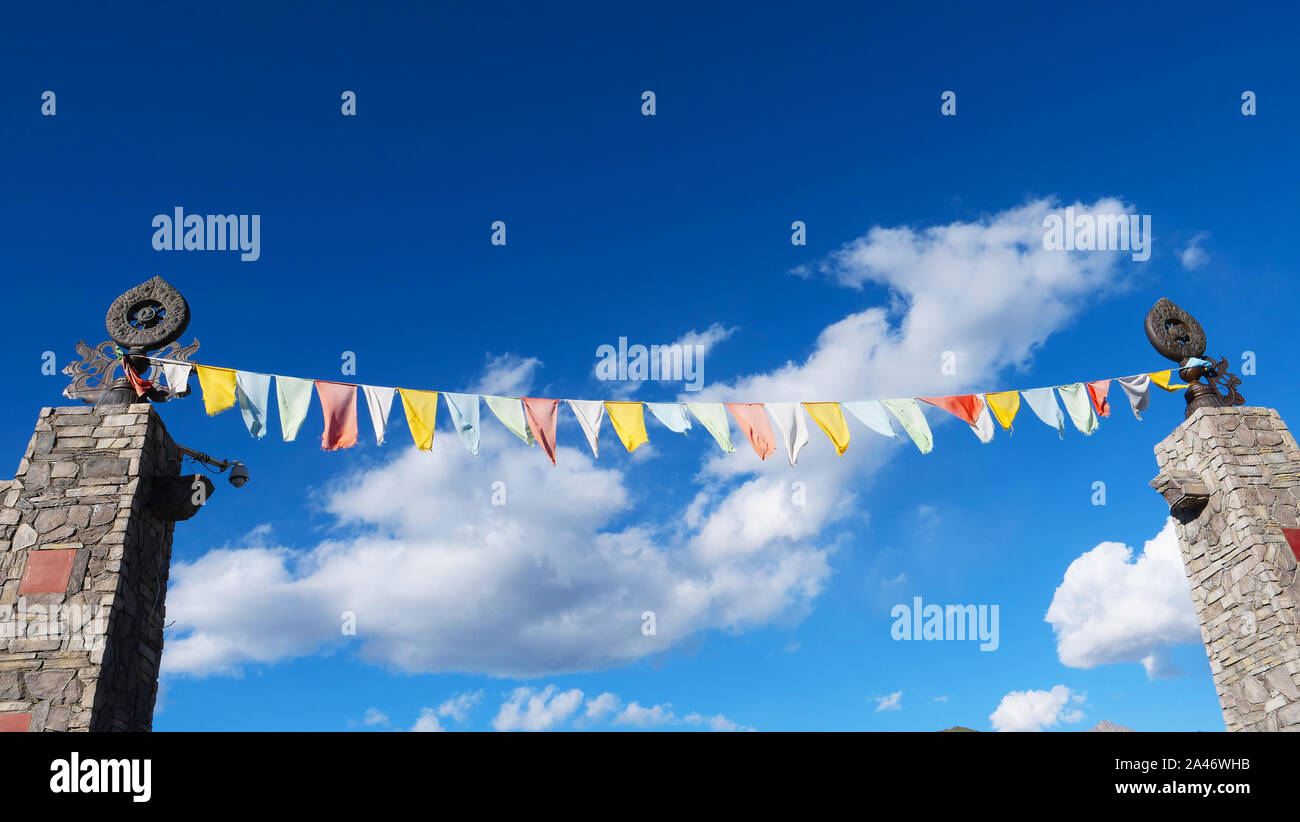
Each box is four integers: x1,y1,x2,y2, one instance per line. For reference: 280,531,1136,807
63,277,199,405
1144,297,1244,418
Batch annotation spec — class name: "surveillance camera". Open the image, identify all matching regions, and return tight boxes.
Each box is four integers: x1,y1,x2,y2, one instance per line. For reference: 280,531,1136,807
228,461,249,488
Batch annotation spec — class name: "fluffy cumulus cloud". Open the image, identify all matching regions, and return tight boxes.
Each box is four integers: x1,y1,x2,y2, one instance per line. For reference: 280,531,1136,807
163,197,1136,680
1046,518,1200,678
492,685,585,731
1179,232,1210,271
989,685,1086,732
489,686,750,732
875,691,903,712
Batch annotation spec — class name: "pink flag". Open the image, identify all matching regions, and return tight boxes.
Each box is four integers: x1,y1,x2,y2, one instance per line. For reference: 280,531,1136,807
522,398,560,465
316,381,358,451
1086,379,1112,417
725,403,777,460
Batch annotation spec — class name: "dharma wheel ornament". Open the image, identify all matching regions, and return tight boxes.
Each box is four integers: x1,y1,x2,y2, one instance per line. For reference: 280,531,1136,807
1144,297,1244,419
63,276,200,405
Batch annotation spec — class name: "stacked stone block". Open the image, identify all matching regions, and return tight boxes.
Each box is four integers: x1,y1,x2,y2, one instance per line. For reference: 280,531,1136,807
1154,406,1300,731
0,404,179,731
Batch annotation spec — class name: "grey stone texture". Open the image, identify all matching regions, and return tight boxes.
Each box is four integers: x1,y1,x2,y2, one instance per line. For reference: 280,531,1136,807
1154,406,1300,732
0,404,181,731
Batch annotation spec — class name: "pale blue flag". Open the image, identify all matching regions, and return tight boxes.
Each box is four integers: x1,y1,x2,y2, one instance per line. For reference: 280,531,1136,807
646,402,692,434
443,392,481,456
235,371,272,439
841,400,897,438
1021,387,1065,438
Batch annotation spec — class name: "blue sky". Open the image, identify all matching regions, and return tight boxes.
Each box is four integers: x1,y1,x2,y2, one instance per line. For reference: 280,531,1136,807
3,2,1298,731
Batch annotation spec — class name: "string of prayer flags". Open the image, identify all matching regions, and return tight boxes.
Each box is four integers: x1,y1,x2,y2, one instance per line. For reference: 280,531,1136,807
363,386,397,446
568,400,605,457
880,399,933,454
985,390,1020,432
606,402,649,453
647,402,692,434
398,388,439,451
803,402,851,456
725,403,777,460
316,381,359,451
1150,370,1189,391
196,365,237,416
276,376,313,441
766,402,810,466
443,392,481,456
841,400,896,439
1057,383,1099,436
162,363,193,396
1115,374,1151,419
686,403,736,453
235,371,272,438
485,395,535,445
522,398,560,464
1021,387,1065,438
1086,379,1112,418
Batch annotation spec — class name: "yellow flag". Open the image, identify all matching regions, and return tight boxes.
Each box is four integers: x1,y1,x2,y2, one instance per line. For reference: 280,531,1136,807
985,391,1020,431
196,366,237,416
605,402,648,452
1149,370,1189,391
398,388,439,450
802,402,850,456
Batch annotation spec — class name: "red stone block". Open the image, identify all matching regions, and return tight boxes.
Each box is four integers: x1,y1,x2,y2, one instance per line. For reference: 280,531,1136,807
1285,529,1300,563
18,548,78,595
0,713,32,732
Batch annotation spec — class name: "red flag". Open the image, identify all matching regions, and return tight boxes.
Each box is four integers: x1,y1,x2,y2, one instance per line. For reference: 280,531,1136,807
725,403,777,460
522,398,560,465
1086,380,1112,417
122,358,154,397
918,395,981,425
316,381,358,451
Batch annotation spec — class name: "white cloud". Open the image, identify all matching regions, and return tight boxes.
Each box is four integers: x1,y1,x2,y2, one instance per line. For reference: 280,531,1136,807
410,708,444,732
163,197,1135,680
614,701,676,727
875,691,903,712
1045,518,1200,678
585,692,621,720
435,690,483,724
362,707,389,727
683,712,753,731
492,685,585,732
1180,232,1210,271
989,685,1086,732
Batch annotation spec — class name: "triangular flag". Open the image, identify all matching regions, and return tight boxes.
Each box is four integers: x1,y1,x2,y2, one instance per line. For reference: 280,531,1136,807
880,399,932,454
235,371,272,439
161,363,192,396
362,386,397,445
646,402,692,434
725,403,777,460
568,400,605,457
766,402,810,465
1058,383,1099,436
521,398,560,465
1021,387,1065,438
605,402,649,453
841,400,897,438
276,376,313,442
316,381,359,451
1086,379,1111,418
196,366,237,416
1116,374,1151,419
969,395,995,444
802,402,851,456
484,395,535,445
985,391,1020,432
398,388,439,451
918,395,982,425
443,392,481,456
1149,370,1189,391
685,403,735,453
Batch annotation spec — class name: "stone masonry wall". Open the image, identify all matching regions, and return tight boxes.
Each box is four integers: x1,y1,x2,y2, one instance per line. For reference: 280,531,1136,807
0,404,180,731
1154,406,1300,731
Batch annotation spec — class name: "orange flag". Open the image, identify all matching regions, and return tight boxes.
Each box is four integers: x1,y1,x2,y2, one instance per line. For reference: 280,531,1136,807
1086,379,1112,417
315,381,358,451
725,403,777,460
522,398,560,465
918,395,982,426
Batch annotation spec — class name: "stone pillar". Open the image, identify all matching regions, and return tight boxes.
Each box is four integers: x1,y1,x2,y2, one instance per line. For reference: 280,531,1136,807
1152,406,1300,731
0,404,183,732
